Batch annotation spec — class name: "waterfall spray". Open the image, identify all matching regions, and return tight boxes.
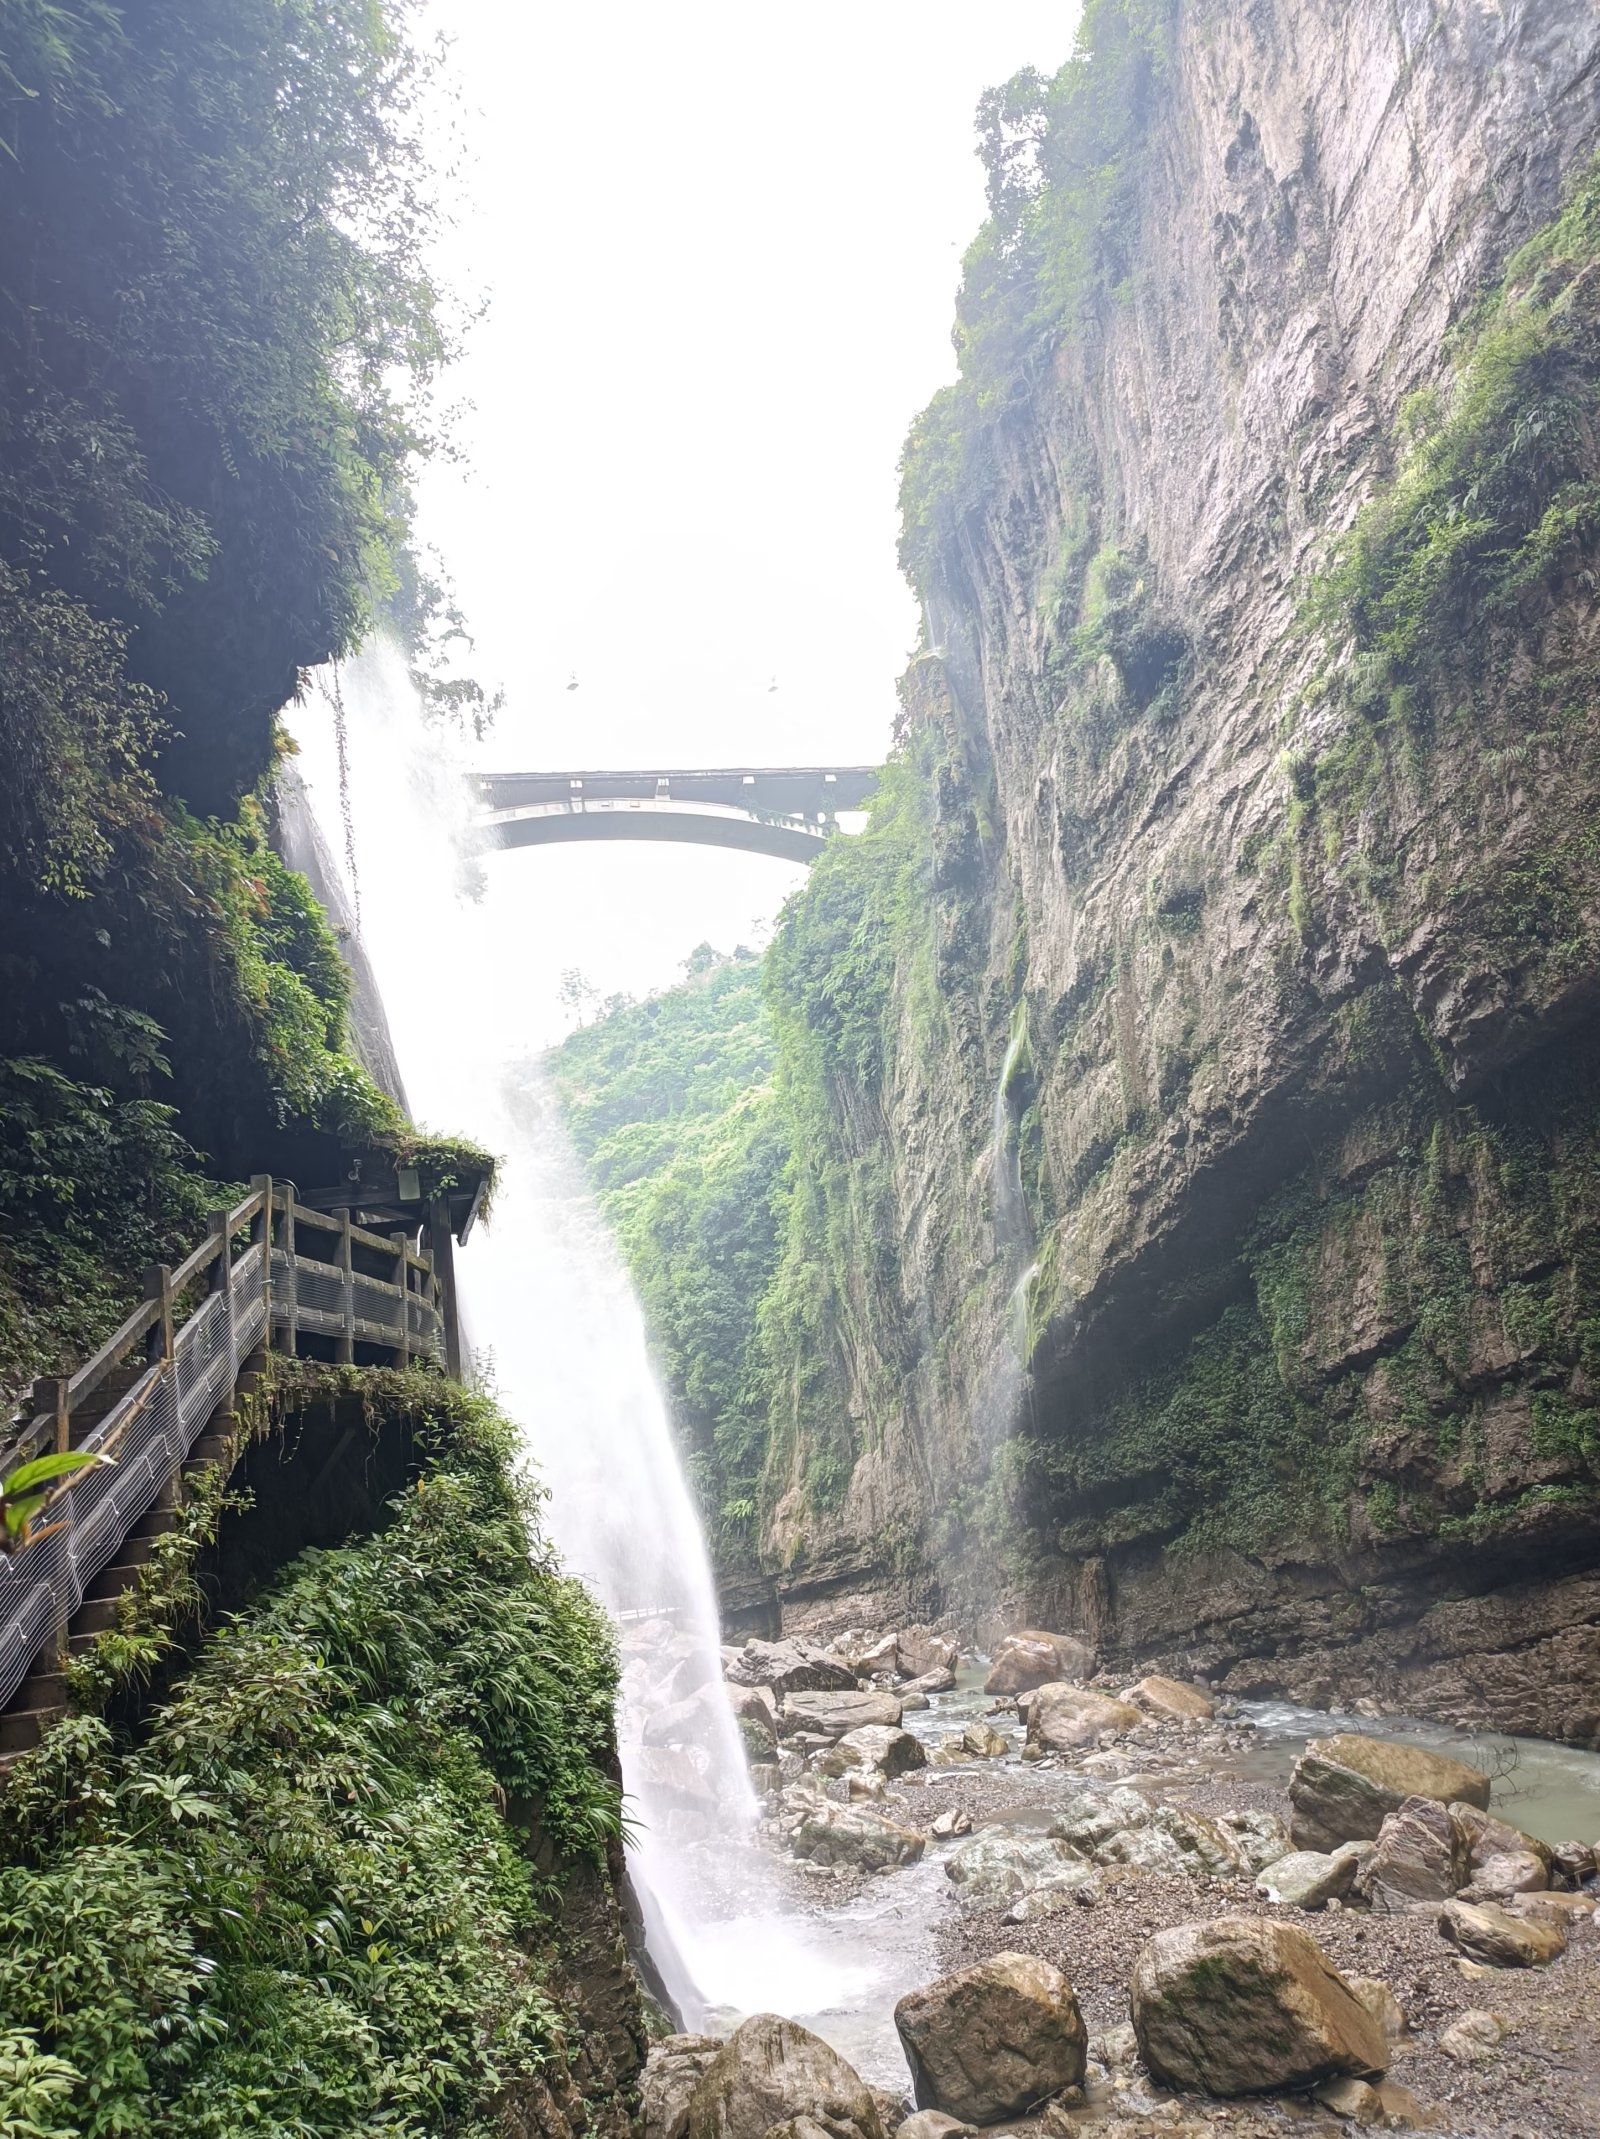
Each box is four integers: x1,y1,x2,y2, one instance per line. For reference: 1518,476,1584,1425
287,642,863,2031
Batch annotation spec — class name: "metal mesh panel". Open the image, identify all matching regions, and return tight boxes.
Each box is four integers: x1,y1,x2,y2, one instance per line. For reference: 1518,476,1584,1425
0,1249,269,1711
352,1271,403,1333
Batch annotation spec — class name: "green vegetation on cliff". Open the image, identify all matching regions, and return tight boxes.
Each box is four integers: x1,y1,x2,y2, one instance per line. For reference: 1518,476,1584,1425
0,1375,626,2136
547,952,788,1554
0,0,492,1403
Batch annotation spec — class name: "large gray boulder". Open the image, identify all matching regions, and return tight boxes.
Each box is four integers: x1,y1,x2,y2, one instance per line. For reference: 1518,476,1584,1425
790,1801,926,1872
826,1724,927,1778
726,1640,857,1697
1024,1683,1141,1753
899,1626,960,1679
1131,1917,1387,2096
685,2015,883,2139
943,1829,1091,1907
1288,1734,1489,1851
644,2036,723,2139
983,1631,1097,1695
1255,1848,1362,1910
1356,1795,1469,1912
642,1682,724,1750
894,1953,1087,2123
781,1690,904,1740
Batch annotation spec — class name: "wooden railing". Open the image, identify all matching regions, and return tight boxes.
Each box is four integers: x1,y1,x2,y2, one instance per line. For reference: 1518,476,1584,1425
0,1180,448,1713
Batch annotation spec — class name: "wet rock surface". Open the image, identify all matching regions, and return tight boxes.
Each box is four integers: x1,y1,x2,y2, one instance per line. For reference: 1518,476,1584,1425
737,1650,1600,2136
894,1953,1087,2123
1131,1915,1387,2096
685,2015,884,2139
1289,1736,1491,1852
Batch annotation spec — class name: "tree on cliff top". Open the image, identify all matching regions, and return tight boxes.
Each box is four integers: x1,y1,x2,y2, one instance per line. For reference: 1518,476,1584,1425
0,0,449,813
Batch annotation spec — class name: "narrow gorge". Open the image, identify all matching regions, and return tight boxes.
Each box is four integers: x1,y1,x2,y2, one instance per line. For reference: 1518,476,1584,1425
556,2,1600,1748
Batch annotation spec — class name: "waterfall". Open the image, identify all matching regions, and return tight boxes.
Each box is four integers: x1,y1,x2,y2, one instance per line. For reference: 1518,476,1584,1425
286,641,860,2032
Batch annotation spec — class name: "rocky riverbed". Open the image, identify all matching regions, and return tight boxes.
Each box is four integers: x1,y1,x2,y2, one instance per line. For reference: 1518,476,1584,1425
633,1623,1600,2139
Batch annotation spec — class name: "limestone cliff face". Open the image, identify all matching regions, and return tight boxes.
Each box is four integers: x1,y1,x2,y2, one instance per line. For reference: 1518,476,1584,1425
764,0,1600,1743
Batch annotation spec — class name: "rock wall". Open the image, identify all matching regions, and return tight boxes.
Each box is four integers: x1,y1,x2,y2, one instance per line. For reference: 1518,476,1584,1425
762,0,1600,1744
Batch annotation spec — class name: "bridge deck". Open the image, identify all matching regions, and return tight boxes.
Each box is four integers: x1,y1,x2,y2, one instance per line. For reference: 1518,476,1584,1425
473,764,880,866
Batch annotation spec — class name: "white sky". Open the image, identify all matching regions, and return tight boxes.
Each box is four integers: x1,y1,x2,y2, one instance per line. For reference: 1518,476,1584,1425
406,1,1078,1037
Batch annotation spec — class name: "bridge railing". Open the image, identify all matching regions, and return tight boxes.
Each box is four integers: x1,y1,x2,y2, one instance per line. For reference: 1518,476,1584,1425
0,1181,446,1712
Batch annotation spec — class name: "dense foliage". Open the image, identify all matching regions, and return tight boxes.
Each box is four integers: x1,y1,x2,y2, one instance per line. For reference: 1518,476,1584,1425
0,0,493,1403
547,954,788,1554
0,1377,623,2136
0,0,447,812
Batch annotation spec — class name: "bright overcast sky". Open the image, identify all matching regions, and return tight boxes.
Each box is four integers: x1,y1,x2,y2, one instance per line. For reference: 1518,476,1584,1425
387,2,1079,1038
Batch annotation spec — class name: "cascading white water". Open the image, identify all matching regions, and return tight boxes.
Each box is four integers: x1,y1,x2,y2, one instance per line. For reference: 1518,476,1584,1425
288,641,865,2033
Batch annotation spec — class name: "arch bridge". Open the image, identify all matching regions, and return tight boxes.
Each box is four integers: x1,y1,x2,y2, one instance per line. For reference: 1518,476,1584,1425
473,765,880,865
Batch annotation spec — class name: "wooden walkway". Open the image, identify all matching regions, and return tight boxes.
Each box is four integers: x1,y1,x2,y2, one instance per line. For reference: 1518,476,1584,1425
0,1180,450,1757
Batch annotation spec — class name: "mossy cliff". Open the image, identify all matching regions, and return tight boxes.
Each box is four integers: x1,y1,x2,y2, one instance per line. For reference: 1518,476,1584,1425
731,1,1600,1739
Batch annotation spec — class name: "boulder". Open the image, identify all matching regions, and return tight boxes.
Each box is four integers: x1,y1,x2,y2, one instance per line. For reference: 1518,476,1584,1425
726,1640,857,1697
902,1667,957,1696
1461,1850,1548,1901
961,1723,1010,1758
685,2015,883,2139
1346,1977,1407,2045
1048,1785,1153,1853
930,1807,971,1838
727,1683,779,1726
944,1829,1088,1907
895,2116,973,2139
1126,1675,1216,1723
1313,2077,1385,2124
899,1627,960,1679
642,1683,725,1750
781,1690,904,1741
1357,1796,1468,1913
1255,1849,1362,1910
1288,1735,1490,1851
1437,1898,1567,1968
1217,1809,1292,1874
636,1747,717,1810
827,1725,928,1779
790,1802,925,1873
1130,1916,1387,2096
1438,2009,1510,2065
645,2036,723,2139
1025,1684,1141,1754
894,1953,1087,2123
1449,1802,1553,1873
854,1633,902,1679
984,1631,1097,1695
1550,1839,1596,1885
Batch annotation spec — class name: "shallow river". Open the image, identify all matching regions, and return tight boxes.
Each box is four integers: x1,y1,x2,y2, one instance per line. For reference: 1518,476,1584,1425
696,1664,1600,2092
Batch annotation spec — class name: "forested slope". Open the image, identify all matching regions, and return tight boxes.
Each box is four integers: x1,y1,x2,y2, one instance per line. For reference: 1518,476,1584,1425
0,0,486,1403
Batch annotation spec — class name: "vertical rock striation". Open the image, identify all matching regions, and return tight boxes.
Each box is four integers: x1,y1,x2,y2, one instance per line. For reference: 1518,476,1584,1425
759,0,1600,1740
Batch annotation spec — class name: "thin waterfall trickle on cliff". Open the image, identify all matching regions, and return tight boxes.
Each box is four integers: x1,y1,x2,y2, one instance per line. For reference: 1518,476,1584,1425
286,642,862,2032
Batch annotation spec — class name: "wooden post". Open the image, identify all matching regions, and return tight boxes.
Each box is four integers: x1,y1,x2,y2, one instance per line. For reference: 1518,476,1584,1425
427,1200,462,1381
31,1376,69,1456
33,1372,72,1669
336,1206,355,1365
250,1175,273,1346
282,1193,299,1356
143,1264,174,1367
209,1207,239,1378
390,1233,410,1369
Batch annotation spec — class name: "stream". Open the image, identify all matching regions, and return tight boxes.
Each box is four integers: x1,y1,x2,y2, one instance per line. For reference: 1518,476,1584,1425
647,1658,1600,2092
